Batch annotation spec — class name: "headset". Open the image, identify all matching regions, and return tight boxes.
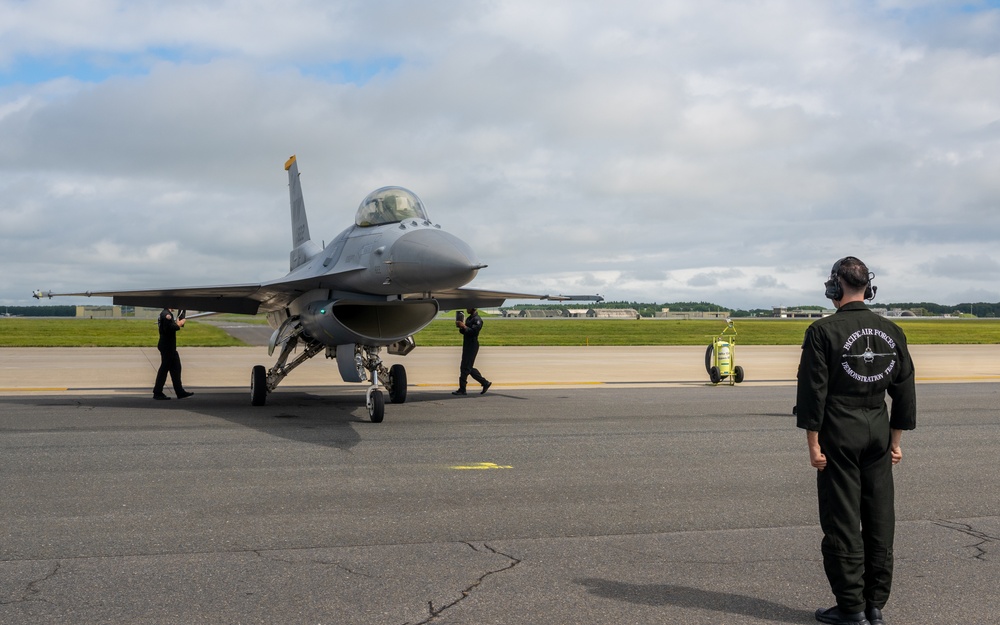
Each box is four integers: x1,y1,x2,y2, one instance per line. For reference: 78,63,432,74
824,256,877,301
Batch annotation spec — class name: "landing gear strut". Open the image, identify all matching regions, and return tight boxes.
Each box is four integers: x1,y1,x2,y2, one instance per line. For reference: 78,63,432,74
249,324,409,423
250,325,322,407
356,345,407,423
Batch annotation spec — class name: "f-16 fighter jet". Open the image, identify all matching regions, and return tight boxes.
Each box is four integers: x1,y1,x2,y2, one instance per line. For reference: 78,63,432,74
35,156,601,422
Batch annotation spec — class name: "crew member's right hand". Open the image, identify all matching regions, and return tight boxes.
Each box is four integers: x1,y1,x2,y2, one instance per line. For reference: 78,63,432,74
810,448,827,471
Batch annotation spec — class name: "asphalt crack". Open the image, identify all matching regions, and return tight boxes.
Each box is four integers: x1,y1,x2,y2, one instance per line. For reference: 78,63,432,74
0,562,61,606
251,549,375,578
409,542,521,625
933,519,998,561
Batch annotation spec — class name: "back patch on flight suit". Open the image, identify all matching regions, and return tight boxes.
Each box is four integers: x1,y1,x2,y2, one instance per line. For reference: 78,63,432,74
841,328,898,383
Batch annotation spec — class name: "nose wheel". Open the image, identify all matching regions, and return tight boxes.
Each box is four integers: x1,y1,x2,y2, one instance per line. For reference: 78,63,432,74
366,387,385,423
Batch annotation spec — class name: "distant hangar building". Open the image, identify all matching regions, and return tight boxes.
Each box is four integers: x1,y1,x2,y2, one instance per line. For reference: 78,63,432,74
589,308,640,319
76,306,167,319
654,308,730,320
516,309,564,318
504,308,641,319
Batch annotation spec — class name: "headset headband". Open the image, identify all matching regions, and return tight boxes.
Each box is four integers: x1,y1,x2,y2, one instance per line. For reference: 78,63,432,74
824,257,876,301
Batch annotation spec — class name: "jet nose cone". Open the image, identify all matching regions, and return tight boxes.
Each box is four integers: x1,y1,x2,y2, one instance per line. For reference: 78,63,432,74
387,228,483,291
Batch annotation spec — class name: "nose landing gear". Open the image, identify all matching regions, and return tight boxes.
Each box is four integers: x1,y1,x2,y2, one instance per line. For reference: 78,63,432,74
248,320,411,423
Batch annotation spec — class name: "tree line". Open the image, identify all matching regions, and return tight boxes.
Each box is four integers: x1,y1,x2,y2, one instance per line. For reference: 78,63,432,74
512,300,1000,318
3,305,77,317
4,301,999,318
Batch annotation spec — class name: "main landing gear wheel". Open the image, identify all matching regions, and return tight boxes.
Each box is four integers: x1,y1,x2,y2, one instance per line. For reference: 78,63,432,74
388,364,407,404
251,365,267,406
367,389,385,423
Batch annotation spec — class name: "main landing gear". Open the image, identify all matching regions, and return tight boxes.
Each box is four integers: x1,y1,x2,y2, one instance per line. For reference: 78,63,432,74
249,326,409,423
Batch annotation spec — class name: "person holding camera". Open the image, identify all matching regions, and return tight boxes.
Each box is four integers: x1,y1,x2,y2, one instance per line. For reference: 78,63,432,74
452,307,491,396
153,308,194,400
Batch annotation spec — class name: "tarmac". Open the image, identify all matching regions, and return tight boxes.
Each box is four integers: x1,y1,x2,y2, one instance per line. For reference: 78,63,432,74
0,344,998,624
2,344,998,394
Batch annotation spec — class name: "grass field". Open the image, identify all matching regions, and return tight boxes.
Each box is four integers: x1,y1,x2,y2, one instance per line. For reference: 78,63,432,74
0,319,244,347
2,316,999,347
414,317,1000,346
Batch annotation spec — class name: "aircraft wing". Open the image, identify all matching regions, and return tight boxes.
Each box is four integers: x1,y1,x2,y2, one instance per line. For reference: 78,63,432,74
33,266,370,315
415,288,603,311
34,281,600,315
34,284,288,315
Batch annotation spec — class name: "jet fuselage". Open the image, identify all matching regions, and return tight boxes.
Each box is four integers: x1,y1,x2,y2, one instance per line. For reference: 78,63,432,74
269,183,483,347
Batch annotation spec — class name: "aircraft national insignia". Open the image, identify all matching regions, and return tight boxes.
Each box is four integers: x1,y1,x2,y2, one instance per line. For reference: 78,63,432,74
841,329,897,383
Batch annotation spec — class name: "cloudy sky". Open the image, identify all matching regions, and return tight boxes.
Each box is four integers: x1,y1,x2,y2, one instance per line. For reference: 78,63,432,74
2,0,999,311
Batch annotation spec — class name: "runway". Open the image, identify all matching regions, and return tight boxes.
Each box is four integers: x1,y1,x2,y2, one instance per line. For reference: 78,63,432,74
1,344,997,394
1,347,998,624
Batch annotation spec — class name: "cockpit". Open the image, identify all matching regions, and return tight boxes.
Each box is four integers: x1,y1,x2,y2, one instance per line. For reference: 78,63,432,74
355,186,429,227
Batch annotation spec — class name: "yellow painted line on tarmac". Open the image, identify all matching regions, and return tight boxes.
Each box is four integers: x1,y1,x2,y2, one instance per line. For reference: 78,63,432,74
414,381,603,388
450,462,513,470
917,376,1000,382
500,381,603,386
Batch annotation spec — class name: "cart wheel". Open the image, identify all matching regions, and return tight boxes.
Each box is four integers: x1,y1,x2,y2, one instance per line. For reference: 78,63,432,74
709,366,721,384
734,366,745,384
705,344,714,375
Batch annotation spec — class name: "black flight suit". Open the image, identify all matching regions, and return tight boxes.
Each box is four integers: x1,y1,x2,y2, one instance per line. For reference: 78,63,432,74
796,301,916,615
458,311,489,392
153,309,187,397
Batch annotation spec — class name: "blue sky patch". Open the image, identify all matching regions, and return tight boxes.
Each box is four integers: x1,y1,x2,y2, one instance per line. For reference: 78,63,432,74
0,48,192,86
298,57,403,85
1,51,403,87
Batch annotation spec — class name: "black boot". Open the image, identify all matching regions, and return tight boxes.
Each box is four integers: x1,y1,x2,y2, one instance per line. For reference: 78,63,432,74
815,606,870,625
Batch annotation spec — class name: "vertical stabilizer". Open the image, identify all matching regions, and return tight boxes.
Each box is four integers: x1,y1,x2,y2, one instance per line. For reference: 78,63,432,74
285,155,321,271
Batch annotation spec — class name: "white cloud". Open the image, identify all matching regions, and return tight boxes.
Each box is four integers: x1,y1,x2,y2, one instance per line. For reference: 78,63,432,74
2,0,999,310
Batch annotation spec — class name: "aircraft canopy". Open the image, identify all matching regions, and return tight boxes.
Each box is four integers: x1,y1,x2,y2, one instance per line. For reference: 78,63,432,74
356,186,429,227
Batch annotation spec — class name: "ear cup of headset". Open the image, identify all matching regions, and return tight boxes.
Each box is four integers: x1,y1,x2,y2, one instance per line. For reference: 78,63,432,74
825,277,842,300
825,258,844,300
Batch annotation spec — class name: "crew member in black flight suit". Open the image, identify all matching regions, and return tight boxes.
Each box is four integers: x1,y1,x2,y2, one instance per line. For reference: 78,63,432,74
452,308,491,396
153,308,194,400
797,257,916,625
